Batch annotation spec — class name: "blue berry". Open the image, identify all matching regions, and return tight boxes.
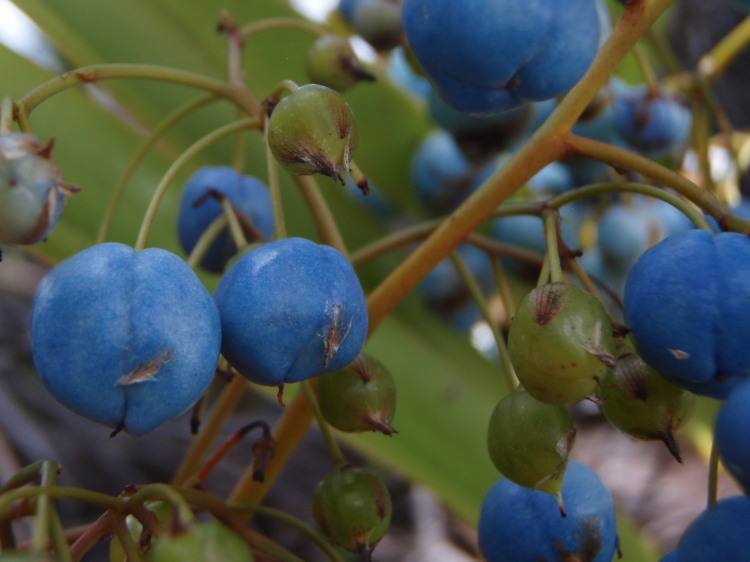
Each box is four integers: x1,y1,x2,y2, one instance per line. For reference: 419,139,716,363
478,461,617,562
613,85,692,158
177,166,274,273
402,0,601,115
213,238,368,386
715,380,750,493
675,495,750,561
30,243,221,435
623,229,750,398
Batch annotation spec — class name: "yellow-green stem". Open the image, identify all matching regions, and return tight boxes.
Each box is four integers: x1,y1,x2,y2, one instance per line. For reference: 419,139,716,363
229,502,346,562
186,215,229,270
228,389,314,519
239,17,327,41
112,515,144,562
699,14,750,79
172,375,248,487
30,460,58,555
221,197,249,248
302,380,346,467
265,115,288,240
565,133,750,232
134,117,261,251
708,436,720,507
0,96,13,134
543,211,563,284
293,175,348,254
448,252,518,391
96,93,218,244
17,63,261,118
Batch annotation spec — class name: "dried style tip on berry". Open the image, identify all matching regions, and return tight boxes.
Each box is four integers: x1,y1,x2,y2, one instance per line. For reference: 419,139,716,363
312,465,392,556
0,133,77,245
267,84,358,185
305,35,376,92
598,345,694,463
317,353,397,435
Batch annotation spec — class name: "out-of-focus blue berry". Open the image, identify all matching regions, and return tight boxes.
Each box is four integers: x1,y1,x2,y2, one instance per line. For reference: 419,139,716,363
177,166,274,273
402,0,601,115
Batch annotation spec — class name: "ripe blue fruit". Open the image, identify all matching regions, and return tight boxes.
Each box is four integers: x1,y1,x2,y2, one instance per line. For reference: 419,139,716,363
0,133,73,245
213,237,368,386
30,243,221,435
177,166,274,273
623,229,750,398
409,129,472,216
613,85,692,158
715,380,750,493
675,495,750,561
402,0,601,115
478,461,617,562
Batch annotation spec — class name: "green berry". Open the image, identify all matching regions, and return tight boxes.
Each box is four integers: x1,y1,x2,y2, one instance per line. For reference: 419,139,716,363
487,389,576,497
305,35,375,92
267,84,358,184
508,283,616,404
147,520,253,562
312,465,392,555
598,343,694,462
316,353,396,435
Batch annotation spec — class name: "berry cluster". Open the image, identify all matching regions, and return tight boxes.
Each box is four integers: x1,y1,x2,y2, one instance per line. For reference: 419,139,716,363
1,0,750,560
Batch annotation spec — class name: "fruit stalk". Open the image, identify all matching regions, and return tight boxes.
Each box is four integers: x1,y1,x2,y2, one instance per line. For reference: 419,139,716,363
134,117,261,251
16,63,262,118
365,0,678,334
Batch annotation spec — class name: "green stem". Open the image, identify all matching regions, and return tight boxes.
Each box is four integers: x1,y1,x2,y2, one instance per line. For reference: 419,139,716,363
698,14,750,80
186,214,229,270
0,96,13,134
265,115,288,240
30,460,58,555
96,93,218,244
546,181,713,231
16,63,261,118
293,175,348,254
365,0,677,334
448,252,518,391
302,380,346,467
112,514,144,562
229,502,346,562
134,117,261,251
708,436,720,507
0,460,48,494
221,197,249,248
48,506,73,562
564,134,750,232
543,211,563,284
239,17,327,41
172,375,248,487
0,486,122,517
123,484,194,525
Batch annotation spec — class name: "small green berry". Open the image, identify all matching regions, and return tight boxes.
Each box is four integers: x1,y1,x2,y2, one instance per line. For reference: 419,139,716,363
312,465,392,556
305,35,375,92
317,353,396,435
267,84,358,185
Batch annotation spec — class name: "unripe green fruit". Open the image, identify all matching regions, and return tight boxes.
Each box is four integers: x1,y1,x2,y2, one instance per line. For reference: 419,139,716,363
312,465,392,555
305,35,375,92
317,353,396,435
267,84,358,184
487,389,576,496
508,283,615,404
147,520,253,562
598,346,694,462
